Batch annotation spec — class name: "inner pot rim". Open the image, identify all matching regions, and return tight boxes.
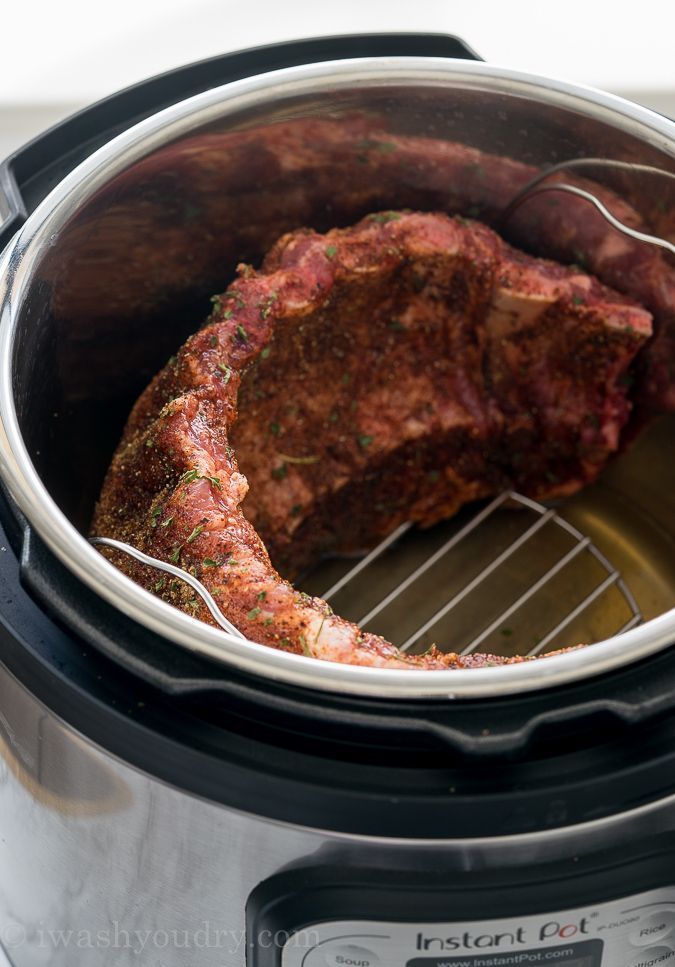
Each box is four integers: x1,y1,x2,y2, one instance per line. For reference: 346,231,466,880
2,55,675,700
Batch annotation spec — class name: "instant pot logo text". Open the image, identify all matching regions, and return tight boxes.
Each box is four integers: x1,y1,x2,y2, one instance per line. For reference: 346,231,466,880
416,917,590,951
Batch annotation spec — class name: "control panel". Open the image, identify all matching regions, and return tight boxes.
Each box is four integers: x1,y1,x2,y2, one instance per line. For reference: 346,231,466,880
260,884,675,966
247,866,675,967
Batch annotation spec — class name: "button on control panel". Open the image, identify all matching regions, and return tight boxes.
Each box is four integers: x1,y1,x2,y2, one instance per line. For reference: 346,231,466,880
628,946,675,967
631,913,675,948
324,944,381,967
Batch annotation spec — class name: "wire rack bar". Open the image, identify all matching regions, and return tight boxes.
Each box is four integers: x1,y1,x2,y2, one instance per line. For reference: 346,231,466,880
354,491,511,627
528,571,621,656
321,521,412,602
398,503,557,652
616,613,643,635
460,536,591,655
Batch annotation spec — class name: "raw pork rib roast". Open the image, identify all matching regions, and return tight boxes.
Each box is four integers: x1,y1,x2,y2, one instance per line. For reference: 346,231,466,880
92,212,651,669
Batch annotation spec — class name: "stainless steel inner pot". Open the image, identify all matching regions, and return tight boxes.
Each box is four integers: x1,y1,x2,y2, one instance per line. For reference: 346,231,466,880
1,57,675,699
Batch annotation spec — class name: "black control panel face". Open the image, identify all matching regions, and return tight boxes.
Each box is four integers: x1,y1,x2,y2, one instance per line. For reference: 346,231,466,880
248,874,675,967
277,928,604,966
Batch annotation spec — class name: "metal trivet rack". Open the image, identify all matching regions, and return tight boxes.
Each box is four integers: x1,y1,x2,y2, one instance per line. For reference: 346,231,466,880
317,491,642,657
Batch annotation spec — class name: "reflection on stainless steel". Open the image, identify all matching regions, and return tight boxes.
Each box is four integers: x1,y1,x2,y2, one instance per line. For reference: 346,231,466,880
0,669,131,817
1,60,675,697
3,665,675,967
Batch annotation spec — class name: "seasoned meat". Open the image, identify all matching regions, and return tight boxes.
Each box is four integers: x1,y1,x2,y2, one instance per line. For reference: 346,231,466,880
91,212,651,669
55,116,674,411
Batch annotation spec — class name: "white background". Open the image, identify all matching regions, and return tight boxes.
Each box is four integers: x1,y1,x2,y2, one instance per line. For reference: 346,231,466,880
2,0,674,158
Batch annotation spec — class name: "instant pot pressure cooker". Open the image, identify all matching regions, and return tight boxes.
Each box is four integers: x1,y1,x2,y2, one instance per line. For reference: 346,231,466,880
3,32,675,967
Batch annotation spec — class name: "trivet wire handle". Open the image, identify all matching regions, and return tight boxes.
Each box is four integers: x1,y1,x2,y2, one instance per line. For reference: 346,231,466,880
500,156,675,257
89,536,246,639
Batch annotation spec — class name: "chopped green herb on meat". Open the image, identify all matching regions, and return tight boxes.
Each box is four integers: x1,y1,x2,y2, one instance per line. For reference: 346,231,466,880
186,525,205,543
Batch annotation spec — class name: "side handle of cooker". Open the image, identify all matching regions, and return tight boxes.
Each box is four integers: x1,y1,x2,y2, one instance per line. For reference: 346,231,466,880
0,162,26,254
0,32,482,253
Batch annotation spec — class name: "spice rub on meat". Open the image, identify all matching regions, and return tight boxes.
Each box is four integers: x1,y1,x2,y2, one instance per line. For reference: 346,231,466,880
91,212,651,669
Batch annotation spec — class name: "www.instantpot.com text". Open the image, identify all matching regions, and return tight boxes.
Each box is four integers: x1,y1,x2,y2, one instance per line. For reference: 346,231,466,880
429,951,576,966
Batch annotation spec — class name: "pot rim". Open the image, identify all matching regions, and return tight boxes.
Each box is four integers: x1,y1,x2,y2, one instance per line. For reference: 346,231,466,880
2,55,675,700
